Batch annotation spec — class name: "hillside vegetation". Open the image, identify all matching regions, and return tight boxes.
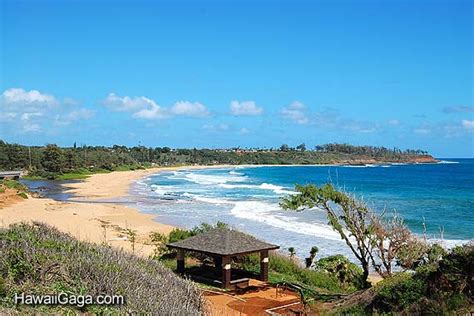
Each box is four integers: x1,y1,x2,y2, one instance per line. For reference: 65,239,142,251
0,140,436,179
0,223,205,314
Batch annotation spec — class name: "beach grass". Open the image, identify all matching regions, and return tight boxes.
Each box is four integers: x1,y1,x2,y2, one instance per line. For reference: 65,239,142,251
0,222,205,314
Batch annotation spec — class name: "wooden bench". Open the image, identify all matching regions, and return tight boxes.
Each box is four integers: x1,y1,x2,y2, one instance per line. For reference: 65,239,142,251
231,278,250,292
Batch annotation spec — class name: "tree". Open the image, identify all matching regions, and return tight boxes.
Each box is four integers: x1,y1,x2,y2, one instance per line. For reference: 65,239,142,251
296,143,306,152
41,144,64,173
305,246,319,268
280,144,290,152
369,213,419,278
281,184,374,287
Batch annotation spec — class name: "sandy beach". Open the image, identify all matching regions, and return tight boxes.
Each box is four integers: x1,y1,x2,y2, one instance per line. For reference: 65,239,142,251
0,166,198,257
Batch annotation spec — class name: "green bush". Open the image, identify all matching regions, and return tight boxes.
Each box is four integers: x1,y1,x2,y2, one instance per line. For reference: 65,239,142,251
315,255,364,290
168,228,194,243
237,252,344,293
16,192,28,199
2,179,27,191
372,272,426,312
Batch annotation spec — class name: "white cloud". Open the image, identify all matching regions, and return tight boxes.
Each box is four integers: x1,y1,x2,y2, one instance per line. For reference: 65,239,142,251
20,112,43,121
230,100,263,116
67,109,95,121
103,93,155,112
22,123,41,133
170,101,209,117
461,119,474,130
133,103,168,120
1,88,58,107
103,93,209,120
281,101,309,124
0,112,17,121
1,88,94,133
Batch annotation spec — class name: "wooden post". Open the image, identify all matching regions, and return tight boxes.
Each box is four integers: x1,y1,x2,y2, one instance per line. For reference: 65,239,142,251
177,249,185,274
221,256,231,289
260,250,269,282
214,256,222,272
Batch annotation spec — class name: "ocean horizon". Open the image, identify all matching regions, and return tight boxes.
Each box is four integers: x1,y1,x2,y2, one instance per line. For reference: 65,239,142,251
129,159,473,261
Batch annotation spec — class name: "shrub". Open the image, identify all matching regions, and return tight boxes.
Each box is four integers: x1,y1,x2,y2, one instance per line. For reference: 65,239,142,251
0,223,204,314
2,180,27,191
315,255,365,290
16,192,28,199
237,252,344,293
372,272,426,312
168,228,194,243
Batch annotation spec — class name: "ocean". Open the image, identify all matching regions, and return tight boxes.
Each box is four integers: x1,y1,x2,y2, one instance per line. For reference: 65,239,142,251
130,159,473,260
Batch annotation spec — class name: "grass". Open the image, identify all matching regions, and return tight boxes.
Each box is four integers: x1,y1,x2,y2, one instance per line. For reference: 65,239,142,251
231,252,356,295
0,179,29,199
20,175,44,180
2,179,27,191
56,173,91,180
0,223,205,314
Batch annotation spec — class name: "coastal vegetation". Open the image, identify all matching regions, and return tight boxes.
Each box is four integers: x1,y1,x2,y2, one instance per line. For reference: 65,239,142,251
0,179,29,200
0,140,435,179
281,183,473,313
0,214,471,314
151,223,364,296
0,223,204,314
149,218,472,313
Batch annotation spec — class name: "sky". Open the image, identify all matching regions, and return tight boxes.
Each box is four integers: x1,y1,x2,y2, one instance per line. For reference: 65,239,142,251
0,0,472,157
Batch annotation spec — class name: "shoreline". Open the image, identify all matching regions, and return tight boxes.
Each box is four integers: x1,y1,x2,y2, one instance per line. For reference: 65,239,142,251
0,166,196,256
1,162,467,258
0,164,238,257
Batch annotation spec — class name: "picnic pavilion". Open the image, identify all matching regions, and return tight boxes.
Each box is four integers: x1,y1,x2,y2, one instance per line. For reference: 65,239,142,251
167,228,279,289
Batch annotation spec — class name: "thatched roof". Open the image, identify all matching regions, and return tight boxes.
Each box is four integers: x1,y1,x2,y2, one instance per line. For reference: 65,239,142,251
167,228,279,256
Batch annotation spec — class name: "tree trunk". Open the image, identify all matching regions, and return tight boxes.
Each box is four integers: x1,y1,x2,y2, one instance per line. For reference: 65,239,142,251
362,262,370,288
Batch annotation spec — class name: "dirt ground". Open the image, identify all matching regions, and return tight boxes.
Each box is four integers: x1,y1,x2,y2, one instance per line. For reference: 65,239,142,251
204,279,312,315
0,188,24,209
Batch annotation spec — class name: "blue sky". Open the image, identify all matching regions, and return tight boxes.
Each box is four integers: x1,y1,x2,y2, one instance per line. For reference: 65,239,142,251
1,0,472,157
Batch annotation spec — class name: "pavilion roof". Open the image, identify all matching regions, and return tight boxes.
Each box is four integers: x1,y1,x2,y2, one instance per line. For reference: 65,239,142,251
167,228,279,256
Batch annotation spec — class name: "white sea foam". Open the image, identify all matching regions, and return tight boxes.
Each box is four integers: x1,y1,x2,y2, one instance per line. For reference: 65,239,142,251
184,194,234,205
342,165,367,168
168,171,247,185
150,184,170,195
218,182,295,195
427,238,471,248
229,200,342,241
438,160,459,164
259,183,295,195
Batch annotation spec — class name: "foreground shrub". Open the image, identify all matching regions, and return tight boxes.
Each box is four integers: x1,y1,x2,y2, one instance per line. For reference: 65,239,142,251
368,243,473,314
315,255,365,290
237,252,346,293
371,272,426,311
0,223,205,314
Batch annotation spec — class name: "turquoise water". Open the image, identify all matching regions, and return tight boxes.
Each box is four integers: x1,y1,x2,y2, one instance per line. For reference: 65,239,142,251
131,159,473,259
